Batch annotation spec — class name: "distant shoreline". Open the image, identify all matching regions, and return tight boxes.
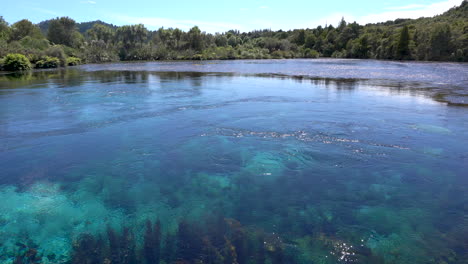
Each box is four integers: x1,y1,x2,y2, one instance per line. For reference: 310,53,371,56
2,57,467,74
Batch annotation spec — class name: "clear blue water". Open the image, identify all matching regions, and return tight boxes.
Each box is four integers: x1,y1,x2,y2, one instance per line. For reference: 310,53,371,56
0,59,467,264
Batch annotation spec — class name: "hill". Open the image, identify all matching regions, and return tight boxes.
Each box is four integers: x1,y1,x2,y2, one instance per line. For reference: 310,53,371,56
38,19,117,34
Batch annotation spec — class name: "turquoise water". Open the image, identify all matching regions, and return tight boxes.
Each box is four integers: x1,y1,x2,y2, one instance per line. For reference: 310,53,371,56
0,60,467,264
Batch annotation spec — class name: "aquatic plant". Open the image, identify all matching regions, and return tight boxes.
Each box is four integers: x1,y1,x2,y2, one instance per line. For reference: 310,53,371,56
11,241,43,264
108,226,137,264
65,216,305,264
1,70,467,264
71,233,106,264
176,220,203,261
143,219,161,264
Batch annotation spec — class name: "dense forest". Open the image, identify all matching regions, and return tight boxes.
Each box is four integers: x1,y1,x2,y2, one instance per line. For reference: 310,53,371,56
0,1,466,70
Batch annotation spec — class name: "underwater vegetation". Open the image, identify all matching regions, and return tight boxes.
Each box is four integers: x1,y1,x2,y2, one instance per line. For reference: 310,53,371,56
50,216,391,264
1,135,467,264
68,216,292,264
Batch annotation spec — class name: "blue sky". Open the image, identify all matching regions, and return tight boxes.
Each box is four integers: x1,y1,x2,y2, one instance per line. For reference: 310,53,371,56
1,0,464,33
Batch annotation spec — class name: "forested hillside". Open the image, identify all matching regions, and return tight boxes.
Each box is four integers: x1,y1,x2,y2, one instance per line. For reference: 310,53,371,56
0,0,466,70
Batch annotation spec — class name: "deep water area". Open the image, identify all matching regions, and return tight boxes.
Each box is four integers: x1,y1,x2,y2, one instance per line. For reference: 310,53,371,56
0,59,467,264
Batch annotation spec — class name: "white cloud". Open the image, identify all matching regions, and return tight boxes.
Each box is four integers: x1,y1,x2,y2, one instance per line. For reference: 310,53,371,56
385,4,427,10
81,0,96,4
307,0,462,29
359,0,463,24
107,0,462,33
111,14,244,33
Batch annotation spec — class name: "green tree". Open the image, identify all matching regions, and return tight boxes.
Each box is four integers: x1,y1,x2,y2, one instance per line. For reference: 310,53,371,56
188,26,203,51
10,19,43,41
133,24,148,46
116,24,148,49
214,34,228,47
0,16,10,41
429,23,452,60
116,25,134,50
173,28,182,49
397,25,410,59
295,29,306,45
338,17,347,32
354,35,370,58
47,17,82,47
86,24,114,43
304,34,316,49
228,35,241,47
336,26,358,50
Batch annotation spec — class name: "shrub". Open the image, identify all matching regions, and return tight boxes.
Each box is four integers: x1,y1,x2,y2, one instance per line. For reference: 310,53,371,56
66,57,81,66
331,50,343,58
2,53,31,71
84,40,119,63
191,53,204,60
44,45,66,66
20,36,50,50
305,49,320,58
35,56,60,69
271,50,285,59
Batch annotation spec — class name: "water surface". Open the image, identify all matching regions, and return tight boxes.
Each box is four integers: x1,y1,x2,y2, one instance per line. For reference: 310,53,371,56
0,59,467,264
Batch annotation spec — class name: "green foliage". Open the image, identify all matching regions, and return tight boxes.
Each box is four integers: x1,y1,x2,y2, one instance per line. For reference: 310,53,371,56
35,56,60,68
2,53,31,71
429,23,453,60
304,34,317,49
0,1,467,71
116,24,148,51
45,45,67,66
66,57,81,66
76,20,117,34
0,16,10,41
295,29,306,45
214,34,228,47
20,36,50,50
187,26,204,51
304,48,320,58
350,35,370,58
83,40,119,63
397,26,410,59
47,17,83,48
86,23,114,43
10,19,43,41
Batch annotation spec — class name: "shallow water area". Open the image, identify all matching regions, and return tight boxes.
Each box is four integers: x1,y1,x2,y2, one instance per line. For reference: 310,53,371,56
0,59,467,264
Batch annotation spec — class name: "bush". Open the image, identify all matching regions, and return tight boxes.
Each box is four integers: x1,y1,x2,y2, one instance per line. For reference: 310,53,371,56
35,56,60,69
66,57,81,66
20,36,50,50
84,40,119,63
44,45,66,66
305,48,320,58
2,53,31,71
271,50,285,59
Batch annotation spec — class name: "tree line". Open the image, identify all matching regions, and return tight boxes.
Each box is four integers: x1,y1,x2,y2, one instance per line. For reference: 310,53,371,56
0,0,466,70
